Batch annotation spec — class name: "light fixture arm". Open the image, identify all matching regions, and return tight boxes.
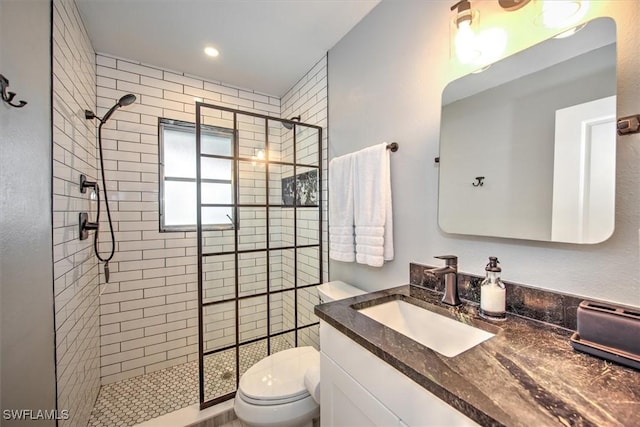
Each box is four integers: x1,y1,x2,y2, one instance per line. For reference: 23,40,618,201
451,0,473,27
498,0,531,12
450,0,470,12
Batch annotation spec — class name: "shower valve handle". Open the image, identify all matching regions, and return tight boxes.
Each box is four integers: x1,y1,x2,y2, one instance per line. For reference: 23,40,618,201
80,174,98,194
79,212,98,241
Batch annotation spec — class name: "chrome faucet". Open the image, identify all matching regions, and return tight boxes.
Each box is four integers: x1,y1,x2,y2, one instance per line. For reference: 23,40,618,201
424,255,461,306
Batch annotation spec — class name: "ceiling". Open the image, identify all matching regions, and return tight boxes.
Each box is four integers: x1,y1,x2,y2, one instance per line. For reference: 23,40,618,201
76,0,380,97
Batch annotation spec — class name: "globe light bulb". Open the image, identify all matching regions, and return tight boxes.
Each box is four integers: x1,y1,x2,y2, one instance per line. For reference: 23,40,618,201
542,0,587,29
455,21,481,64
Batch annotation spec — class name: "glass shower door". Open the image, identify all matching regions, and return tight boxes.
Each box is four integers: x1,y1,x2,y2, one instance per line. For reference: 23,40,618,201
195,104,323,408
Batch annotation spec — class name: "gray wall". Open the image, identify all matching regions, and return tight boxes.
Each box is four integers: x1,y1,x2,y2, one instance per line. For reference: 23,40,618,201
0,0,57,424
328,1,640,307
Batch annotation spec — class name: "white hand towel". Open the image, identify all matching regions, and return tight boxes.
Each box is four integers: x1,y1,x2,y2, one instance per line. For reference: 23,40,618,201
329,153,355,262
353,143,394,267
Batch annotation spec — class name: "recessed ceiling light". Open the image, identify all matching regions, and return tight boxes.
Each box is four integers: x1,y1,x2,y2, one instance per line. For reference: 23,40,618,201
204,46,219,57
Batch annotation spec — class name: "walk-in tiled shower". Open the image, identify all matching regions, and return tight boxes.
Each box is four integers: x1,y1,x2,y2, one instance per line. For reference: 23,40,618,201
52,0,328,424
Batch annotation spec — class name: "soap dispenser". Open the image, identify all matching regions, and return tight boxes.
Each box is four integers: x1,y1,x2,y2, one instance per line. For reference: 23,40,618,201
480,257,506,321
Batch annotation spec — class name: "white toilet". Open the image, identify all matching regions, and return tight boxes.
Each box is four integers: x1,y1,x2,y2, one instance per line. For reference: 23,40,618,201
234,281,365,427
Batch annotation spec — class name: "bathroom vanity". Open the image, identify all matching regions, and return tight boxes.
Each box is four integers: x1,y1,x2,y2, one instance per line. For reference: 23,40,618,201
320,322,479,426
315,285,640,427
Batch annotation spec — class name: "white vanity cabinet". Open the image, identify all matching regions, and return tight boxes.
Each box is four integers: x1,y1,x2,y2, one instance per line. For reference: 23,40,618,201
321,354,400,426
320,321,479,427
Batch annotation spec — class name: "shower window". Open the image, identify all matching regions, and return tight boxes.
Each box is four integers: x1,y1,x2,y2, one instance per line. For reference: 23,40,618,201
159,118,235,231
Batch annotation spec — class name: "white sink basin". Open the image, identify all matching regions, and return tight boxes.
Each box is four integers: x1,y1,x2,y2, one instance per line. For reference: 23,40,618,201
358,300,494,357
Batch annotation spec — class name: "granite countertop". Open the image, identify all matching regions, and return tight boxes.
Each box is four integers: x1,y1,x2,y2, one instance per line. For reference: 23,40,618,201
314,285,640,427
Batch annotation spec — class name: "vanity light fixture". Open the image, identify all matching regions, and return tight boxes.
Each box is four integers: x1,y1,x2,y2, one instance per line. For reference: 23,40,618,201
455,23,480,65
498,0,531,11
451,1,508,67
451,0,587,67
539,0,588,29
451,0,481,64
497,0,589,34
204,46,219,57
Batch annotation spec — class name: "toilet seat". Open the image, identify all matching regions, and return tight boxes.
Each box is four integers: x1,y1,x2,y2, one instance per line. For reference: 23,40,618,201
237,388,308,406
238,346,319,406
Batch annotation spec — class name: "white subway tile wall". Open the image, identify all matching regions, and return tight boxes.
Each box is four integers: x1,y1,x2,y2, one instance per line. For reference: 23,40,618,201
52,1,101,426
281,57,329,349
95,52,328,384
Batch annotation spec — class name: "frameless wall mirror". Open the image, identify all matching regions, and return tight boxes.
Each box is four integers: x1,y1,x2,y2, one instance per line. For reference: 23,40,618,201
439,17,616,244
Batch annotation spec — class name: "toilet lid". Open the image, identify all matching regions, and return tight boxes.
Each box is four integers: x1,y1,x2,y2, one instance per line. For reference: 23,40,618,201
239,346,319,404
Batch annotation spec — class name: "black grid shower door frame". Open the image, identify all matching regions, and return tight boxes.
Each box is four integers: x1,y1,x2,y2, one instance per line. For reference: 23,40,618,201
195,102,323,409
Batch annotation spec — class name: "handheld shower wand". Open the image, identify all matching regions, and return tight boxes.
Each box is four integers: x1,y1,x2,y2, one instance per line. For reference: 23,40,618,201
85,93,136,123
84,94,137,283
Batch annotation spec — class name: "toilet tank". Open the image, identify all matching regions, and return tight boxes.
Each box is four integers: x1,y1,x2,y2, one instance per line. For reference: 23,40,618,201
317,281,366,304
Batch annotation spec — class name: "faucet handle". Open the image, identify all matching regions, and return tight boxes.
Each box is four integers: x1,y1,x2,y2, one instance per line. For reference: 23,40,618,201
435,255,457,266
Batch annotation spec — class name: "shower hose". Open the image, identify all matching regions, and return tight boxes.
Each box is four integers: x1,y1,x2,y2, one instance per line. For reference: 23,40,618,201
94,120,116,283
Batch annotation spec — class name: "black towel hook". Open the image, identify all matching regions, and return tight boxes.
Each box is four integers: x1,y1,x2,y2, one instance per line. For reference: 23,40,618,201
1,74,28,108
472,176,485,187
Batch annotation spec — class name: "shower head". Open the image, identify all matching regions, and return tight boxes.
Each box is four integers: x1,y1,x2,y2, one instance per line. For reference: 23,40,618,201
118,93,136,107
282,115,301,130
85,93,137,123
102,94,137,123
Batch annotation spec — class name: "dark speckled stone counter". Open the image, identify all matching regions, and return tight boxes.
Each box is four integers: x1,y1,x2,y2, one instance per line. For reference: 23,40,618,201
314,285,640,427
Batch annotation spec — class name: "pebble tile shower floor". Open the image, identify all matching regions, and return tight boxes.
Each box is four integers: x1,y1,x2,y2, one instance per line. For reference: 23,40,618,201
88,337,290,426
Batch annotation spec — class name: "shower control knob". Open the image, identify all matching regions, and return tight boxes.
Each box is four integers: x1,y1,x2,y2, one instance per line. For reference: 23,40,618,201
79,212,98,240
